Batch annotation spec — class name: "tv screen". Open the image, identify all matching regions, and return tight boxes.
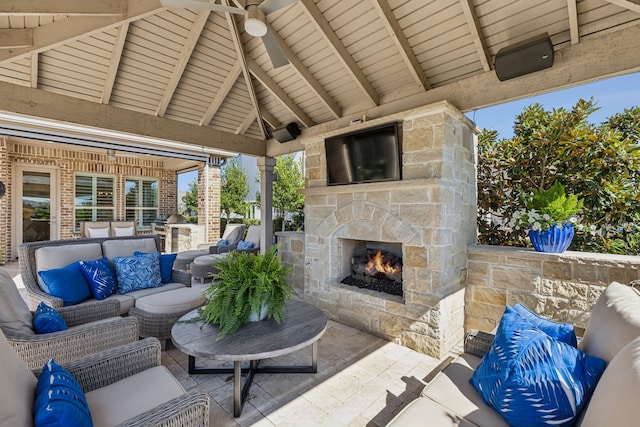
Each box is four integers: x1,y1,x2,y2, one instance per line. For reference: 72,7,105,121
325,122,401,186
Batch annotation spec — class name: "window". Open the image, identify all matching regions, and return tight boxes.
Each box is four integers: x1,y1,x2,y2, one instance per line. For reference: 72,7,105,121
74,174,115,232
125,177,158,230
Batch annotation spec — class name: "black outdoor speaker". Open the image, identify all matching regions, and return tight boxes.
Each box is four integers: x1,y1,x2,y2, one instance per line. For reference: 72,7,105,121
272,122,301,143
494,33,554,81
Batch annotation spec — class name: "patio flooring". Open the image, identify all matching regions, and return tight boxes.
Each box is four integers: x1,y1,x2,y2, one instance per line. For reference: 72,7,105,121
4,261,448,426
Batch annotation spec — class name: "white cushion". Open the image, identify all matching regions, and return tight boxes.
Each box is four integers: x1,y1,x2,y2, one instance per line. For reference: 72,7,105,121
386,396,477,427
85,366,184,427
244,225,261,247
35,243,103,287
421,353,509,427
579,281,640,363
0,329,36,427
112,226,134,237
579,336,640,427
135,288,205,314
192,253,225,266
222,224,245,245
87,227,110,238
0,268,34,335
101,238,157,261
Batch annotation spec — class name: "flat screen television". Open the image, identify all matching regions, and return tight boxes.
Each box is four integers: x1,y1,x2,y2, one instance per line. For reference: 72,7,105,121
325,122,402,186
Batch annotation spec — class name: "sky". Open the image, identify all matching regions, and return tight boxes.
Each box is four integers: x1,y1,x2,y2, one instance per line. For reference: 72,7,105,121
178,71,640,192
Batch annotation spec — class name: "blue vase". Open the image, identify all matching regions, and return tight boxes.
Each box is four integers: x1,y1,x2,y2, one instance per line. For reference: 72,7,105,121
528,223,575,253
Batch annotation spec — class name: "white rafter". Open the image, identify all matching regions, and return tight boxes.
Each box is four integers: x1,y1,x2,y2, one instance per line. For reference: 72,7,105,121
30,53,37,88
199,61,242,127
235,110,256,134
101,22,129,104
460,0,491,71
567,0,580,44
604,0,640,13
371,0,430,91
156,10,209,116
0,29,33,48
0,0,127,16
299,0,379,106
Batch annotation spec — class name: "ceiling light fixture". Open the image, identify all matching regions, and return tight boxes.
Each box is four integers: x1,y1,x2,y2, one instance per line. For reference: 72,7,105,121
245,5,267,37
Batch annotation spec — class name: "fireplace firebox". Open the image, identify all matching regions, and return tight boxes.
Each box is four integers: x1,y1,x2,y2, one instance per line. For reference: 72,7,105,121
340,239,403,297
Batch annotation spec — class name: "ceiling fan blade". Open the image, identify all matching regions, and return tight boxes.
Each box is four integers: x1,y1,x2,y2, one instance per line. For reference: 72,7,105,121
161,0,246,15
259,0,297,15
262,27,289,68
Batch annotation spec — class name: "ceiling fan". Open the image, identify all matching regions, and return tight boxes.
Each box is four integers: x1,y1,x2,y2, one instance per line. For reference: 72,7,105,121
160,0,297,68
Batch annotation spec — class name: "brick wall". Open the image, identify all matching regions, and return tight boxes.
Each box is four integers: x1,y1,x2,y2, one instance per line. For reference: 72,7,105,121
0,137,8,263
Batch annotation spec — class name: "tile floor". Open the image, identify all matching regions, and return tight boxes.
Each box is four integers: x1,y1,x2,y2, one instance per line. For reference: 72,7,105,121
4,261,451,427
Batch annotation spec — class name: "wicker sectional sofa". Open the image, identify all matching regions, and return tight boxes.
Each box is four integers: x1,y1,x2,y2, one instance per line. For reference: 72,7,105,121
386,282,640,427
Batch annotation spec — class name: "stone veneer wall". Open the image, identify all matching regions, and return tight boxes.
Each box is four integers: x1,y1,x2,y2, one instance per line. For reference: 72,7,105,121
466,245,640,335
275,231,305,295
302,101,477,359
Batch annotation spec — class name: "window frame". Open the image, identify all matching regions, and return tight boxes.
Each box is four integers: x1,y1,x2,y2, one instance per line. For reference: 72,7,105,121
74,173,116,233
125,176,159,230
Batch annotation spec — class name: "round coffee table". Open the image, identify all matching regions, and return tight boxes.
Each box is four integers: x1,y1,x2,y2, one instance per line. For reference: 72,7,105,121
171,299,327,417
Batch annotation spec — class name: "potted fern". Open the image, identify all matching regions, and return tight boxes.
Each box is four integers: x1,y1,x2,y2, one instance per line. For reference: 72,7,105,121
507,181,583,253
196,245,296,340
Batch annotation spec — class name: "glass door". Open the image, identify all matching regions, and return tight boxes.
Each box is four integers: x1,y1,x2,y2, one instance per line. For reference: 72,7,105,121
13,165,59,255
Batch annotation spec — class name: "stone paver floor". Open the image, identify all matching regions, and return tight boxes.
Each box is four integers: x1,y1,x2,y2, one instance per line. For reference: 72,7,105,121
5,261,447,427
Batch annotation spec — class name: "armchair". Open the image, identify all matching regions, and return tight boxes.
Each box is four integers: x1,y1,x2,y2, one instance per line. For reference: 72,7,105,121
0,330,210,426
0,267,139,370
207,223,246,254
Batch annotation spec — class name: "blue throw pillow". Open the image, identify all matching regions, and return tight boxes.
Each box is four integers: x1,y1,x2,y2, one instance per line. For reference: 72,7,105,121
470,306,606,427
78,258,118,300
34,359,92,427
113,252,162,294
134,251,176,284
237,240,254,250
513,302,577,346
33,302,68,334
216,239,230,247
37,262,92,306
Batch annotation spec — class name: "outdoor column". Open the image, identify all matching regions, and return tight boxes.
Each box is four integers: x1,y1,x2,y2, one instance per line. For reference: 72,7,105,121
200,160,222,243
257,157,275,254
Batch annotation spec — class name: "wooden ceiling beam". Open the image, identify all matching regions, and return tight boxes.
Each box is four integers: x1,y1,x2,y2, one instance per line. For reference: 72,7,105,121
0,81,265,156
30,53,37,88
260,109,280,130
101,22,129,104
265,22,341,119
235,110,256,134
0,29,32,48
224,0,267,140
299,0,379,106
460,0,492,71
371,0,431,91
247,57,314,128
156,10,209,116
0,0,164,64
567,0,580,44
199,61,242,127
0,0,127,16
604,0,640,13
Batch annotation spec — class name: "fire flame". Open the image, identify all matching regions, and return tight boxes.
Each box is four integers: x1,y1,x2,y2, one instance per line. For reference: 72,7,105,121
365,250,400,274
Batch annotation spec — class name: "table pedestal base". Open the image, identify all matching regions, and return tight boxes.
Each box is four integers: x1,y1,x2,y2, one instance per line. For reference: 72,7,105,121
188,341,318,417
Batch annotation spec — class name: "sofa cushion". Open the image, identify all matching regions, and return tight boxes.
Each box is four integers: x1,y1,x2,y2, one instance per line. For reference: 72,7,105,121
512,302,577,346
421,353,509,427
34,359,92,427
579,336,640,427
113,253,162,294
0,267,34,336
35,243,103,287
108,282,186,314
579,281,640,363
102,238,157,262
33,302,68,334
386,395,478,427
86,226,110,238
470,306,606,427
135,288,206,315
78,257,118,300
85,366,184,427
38,262,93,306
0,329,37,427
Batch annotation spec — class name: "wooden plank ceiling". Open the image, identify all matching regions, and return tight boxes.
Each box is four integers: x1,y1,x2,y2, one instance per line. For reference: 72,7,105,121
0,0,639,158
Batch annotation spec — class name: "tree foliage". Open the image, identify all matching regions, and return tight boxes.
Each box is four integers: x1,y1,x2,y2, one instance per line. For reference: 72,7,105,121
182,178,199,215
273,154,305,231
220,157,249,220
477,99,640,254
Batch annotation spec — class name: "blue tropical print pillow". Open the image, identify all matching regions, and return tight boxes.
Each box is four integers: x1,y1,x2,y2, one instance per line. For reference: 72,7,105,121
237,240,254,250
113,252,162,294
513,303,577,346
470,306,606,427
34,359,92,427
134,251,176,284
37,262,92,306
78,257,118,300
33,302,68,334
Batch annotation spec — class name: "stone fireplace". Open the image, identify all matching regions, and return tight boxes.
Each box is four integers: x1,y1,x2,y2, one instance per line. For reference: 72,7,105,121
302,101,477,358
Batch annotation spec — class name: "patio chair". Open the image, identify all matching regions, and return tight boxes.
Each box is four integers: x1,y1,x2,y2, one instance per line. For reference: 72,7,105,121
0,267,139,370
81,221,111,238
110,220,137,237
0,329,210,426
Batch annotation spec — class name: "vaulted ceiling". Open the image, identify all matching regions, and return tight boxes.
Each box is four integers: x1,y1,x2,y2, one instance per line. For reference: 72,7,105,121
0,0,639,159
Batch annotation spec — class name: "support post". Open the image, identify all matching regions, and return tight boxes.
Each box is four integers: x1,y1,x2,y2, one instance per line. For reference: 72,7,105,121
257,157,275,254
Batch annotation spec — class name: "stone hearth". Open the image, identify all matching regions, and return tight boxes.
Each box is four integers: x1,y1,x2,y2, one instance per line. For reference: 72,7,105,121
302,101,477,358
